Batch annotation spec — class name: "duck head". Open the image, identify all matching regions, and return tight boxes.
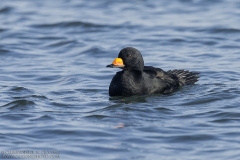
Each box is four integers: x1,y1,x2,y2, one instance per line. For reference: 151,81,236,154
106,47,144,72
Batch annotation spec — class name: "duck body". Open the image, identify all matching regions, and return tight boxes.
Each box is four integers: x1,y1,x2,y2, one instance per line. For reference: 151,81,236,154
109,67,181,96
107,47,199,97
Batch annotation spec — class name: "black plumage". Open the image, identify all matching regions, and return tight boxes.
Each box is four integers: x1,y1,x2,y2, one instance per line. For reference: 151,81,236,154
107,47,200,97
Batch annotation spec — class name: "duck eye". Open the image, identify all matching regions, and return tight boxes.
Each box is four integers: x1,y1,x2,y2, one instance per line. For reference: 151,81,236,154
127,54,132,57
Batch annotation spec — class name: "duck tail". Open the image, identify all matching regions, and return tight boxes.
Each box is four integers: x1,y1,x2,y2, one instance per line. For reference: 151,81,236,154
167,69,200,86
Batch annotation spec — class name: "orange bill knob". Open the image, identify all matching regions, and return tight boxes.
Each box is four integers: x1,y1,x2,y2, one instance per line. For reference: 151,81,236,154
112,58,124,66
106,58,125,68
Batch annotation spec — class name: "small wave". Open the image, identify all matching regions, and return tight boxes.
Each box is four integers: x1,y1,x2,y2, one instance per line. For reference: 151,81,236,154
192,53,222,58
8,86,35,97
0,6,13,14
11,86,33,92
84,114,109,120
0,49,10,55
209,28,240,34
211,118,240,124
81,46,106,56
193,27,240,35
219,45,240,49
12,94,48,100
168,134,218,143
45,40,78,48
208,110,240,123
169,38,187,43
0,28,8,33
30,115,54,121
109,95,149,104
1,100,36,110
211,111,240,119
179,0,223,5
31,21,108,29
154,107,174,113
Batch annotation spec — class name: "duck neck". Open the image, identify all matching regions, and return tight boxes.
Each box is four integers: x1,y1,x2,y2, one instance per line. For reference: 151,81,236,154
124,59,144,72
123,69,143,83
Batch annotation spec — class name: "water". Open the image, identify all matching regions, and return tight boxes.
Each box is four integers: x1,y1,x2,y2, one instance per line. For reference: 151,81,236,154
1,0,240,159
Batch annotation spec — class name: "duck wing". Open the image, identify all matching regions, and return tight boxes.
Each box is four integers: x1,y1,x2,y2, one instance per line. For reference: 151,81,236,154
143,66,180,93
144,66,200,85
143,66,179,82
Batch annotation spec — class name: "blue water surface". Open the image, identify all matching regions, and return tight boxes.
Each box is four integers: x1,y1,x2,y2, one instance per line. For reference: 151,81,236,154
1,0,240,159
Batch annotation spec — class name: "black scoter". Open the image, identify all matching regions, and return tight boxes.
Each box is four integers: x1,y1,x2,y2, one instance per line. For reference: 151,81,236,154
106,47,200,97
